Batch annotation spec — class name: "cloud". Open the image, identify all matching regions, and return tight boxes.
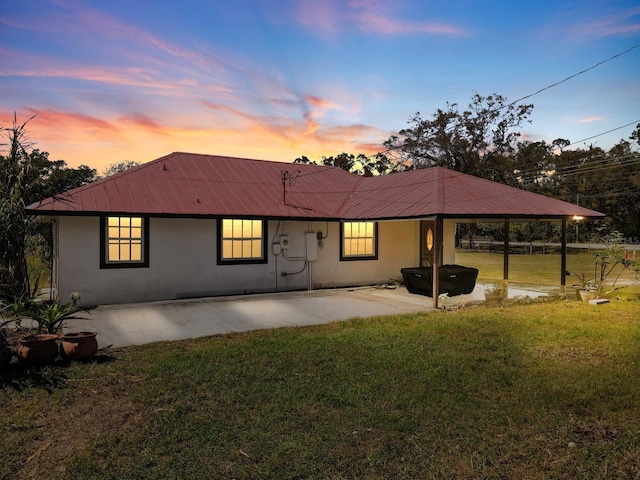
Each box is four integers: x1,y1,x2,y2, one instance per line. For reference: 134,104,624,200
23,108,117,134
1,2,392,169
570,7,640,38
296,0,468,36
577,116,607,124
352,1,467,36
304,95,341,110
0,61,175,92
296,0,341,32
117,113,165,132
203,90,348,138
1,102,389,172
321,123,386,142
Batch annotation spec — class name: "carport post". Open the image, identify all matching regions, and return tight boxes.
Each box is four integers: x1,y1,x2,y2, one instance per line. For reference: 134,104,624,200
561,218,567,292
432,217,443,309
503,219,510,297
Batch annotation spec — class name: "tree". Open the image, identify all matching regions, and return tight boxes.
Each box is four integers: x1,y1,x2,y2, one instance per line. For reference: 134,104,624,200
294,152,402,176
103,160,141,177
543,141,640,239
551,138,571,152
0,115,39,300
383,92,534,184
513,140,557,192
1,115,97,301
630,122,640,148
24,151,97,203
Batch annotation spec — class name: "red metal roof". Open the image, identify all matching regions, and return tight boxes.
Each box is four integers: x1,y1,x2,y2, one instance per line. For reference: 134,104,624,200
27,152,604,220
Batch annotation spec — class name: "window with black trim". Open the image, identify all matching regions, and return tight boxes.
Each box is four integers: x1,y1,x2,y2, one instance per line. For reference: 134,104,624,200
218,218,267,264
100,216,149,268
341,221,378,260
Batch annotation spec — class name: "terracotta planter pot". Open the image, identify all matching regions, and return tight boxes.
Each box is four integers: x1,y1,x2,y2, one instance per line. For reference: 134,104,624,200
484,292,503,302
17,334,59,365
1,345,13,368
61,332,98,361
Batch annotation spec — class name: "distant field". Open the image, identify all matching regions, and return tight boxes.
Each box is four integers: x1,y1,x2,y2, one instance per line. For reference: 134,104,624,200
455,250,639,291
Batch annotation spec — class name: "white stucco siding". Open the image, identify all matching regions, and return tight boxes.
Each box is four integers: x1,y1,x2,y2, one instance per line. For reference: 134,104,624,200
299,220,420,289
443,219,457,265
55,216,424,305
57,216,282,305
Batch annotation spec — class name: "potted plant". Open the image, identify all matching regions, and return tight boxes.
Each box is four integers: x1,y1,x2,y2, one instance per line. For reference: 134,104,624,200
572,273,598,303
0,315,15,368
571,230,639,302
16,333,60,365
60,331,99,361
591,230,639,298
484,280,505,302
16,293,97,364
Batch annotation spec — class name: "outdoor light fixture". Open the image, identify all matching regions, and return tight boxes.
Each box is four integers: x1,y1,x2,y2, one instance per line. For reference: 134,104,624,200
572,215,584,221
426,227,434,251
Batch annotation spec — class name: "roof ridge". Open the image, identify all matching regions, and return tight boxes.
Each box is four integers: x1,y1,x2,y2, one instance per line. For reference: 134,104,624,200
169,151,335,170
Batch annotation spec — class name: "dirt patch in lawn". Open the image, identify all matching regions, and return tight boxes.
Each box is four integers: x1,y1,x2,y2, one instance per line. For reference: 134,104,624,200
1,344,146,480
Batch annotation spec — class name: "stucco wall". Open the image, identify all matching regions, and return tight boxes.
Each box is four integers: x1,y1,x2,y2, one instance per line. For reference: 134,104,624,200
54,216,424,305
443,219,457,265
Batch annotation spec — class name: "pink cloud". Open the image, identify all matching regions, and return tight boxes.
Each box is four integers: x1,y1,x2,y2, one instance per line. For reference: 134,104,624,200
322,123,386,141
3,2,233,80
1,104,389,172
117,113,164,131
577,116,607,124
24,108,117,133
304,95,341,110
296,0,341,32
571,7,640,38
296,0,468,36
353,2,467,36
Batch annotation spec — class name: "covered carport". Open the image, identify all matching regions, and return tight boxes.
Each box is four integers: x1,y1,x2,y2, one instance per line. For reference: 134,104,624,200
344,167,605,308
429,216,596,309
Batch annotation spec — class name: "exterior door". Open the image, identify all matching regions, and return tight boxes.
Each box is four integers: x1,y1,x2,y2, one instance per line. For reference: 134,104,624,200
420,221,435,267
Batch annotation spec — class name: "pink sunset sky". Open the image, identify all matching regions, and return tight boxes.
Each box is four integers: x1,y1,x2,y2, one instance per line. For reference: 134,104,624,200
1,0,639,173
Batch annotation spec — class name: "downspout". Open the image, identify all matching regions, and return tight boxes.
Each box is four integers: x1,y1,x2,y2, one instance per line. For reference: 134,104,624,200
51,217,59,302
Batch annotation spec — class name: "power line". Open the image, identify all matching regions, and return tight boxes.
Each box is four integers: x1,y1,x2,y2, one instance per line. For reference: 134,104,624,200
578,190,640,200
560,120,640,150
517,153,640,183
373,43,640,161
506,43,640,108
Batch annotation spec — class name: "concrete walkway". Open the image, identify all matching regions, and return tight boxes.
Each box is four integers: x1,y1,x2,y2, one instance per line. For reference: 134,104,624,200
63,283,548,349
64,286,437,349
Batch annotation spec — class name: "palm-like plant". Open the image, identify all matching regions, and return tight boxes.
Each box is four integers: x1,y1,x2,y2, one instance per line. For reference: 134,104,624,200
19,298,95,334
592,230,640,297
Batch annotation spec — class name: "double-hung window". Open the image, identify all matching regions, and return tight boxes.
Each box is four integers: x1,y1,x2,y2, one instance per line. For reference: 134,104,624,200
100,216,149,268
341,221,378,260
218,219,267,264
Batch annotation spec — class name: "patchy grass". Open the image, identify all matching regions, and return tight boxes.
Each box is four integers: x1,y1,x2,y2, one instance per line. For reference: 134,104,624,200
2,297,639,479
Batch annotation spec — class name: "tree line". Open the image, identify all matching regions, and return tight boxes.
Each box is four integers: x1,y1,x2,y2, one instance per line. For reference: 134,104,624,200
296,93,640,239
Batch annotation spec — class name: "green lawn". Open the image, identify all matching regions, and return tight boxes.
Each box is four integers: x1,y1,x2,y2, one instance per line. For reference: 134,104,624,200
2,296,639,479
456,250,639,290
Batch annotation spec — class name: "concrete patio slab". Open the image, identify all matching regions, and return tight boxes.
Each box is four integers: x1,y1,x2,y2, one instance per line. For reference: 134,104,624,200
63,283,548,349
